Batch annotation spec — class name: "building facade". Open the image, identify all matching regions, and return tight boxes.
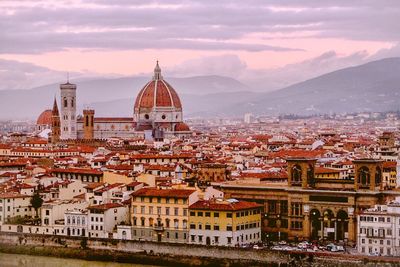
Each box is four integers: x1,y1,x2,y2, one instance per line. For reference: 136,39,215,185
188,199,262,246
130,188,198,243
357,198,400,256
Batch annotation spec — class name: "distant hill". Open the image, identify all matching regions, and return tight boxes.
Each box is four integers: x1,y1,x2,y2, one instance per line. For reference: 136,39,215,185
1,57,400,120
0,75,250,120
219,57,400,116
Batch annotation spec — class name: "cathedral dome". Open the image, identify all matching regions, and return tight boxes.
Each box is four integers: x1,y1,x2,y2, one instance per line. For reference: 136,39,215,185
174,122,190,132
134,61,182,112
37,109,52,125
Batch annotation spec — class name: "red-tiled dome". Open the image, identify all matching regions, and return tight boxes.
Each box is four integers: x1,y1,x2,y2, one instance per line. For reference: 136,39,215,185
134,62,182,111
174,122,190,132
36,109,52,125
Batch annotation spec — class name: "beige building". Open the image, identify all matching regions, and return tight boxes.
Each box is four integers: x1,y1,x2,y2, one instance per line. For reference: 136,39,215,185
130,188,198,243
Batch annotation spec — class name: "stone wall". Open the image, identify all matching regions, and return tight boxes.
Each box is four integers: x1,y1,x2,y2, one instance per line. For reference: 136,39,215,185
0,232,288,264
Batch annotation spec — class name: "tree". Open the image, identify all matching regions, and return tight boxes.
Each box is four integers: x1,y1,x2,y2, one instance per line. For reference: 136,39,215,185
30,192,43,219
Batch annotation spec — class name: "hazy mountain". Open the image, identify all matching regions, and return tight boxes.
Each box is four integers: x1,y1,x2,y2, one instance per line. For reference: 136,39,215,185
0,75,249,120
1,57,400,120
214,57,400,116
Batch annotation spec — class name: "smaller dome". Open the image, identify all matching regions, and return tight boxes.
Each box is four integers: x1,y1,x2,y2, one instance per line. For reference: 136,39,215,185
174,122,190,132
37,109,52,125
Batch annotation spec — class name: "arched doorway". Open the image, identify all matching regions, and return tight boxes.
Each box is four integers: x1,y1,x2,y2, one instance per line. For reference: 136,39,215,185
336,210,348,241
206,236,211,245
309,209,321,241
322,209,335,241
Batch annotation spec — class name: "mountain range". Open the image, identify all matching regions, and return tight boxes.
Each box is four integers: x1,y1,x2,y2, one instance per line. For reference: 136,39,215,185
0,57,399,120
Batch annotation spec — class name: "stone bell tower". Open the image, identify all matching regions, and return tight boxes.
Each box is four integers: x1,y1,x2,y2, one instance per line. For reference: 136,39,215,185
51,97,61,144
287,157,317,188
60,81,77,140
83,109,95,140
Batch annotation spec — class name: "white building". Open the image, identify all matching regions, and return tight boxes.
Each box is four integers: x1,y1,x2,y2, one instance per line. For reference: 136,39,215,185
64,208,88,237
88,203,129,238
0,192,33,225
357,197,400,256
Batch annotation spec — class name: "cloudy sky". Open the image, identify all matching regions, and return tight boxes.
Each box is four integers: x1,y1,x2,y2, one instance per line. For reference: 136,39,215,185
1,0,400,90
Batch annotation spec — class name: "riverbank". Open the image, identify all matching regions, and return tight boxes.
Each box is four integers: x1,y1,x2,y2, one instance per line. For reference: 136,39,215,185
0,232,399,266
0,244,274,267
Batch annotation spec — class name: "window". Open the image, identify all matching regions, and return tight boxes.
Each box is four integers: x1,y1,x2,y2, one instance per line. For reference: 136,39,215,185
290,203,303,216
166,207,170,215
190,211,195,216
183,209,187,216
205,212,211,217
198,236,203,242
45,210,50,216
157,207,161,215
190,224,196,229
174,208,179,216
226,225,232,231
214,212,219,218
205,224,211,230
149,207,153,215
226,213,232,218
174,220,179,229
213,225,219,231
198,212,203,217
141,206,145,214
174,198,178,204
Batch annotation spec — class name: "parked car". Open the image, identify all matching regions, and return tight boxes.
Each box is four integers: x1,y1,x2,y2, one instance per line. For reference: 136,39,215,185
253,245,262,250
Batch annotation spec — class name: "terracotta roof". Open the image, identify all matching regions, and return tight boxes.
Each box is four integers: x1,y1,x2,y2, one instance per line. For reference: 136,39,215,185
88,203,124,211
134,78,182,110
174,122,190,132
131,188,195,198
315,167,341,174
189,200,262,211
37,109,52,125
52,168,103,175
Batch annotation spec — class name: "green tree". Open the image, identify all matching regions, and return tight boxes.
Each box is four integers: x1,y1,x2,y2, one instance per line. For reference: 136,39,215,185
30,192,43,219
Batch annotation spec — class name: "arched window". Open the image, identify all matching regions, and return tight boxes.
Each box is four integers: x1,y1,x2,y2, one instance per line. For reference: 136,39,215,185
307,164,315,187
375,167,382,185
71,98,74,108
72,216,76,224
64,98,68,108
291,165,302,184
358,166,370,187
67,216,70,224
82,217,85,225
174,219,179,229
77,217,80,225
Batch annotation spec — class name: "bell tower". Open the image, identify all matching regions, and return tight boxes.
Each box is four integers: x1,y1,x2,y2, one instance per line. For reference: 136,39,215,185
51,97,60,144
287,158,317,188
83,109,95,140
60,80,77,140
354,159,383,191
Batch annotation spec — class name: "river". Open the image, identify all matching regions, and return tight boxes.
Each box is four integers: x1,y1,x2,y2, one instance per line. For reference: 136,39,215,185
0,253,161,267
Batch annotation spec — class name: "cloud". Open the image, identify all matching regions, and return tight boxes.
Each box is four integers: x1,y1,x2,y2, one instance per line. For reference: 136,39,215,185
168,55,248,78
0,1,399,54
0,59,110,90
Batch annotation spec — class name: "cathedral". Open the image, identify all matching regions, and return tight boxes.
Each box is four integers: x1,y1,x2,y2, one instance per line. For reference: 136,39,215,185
36,62,191,142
